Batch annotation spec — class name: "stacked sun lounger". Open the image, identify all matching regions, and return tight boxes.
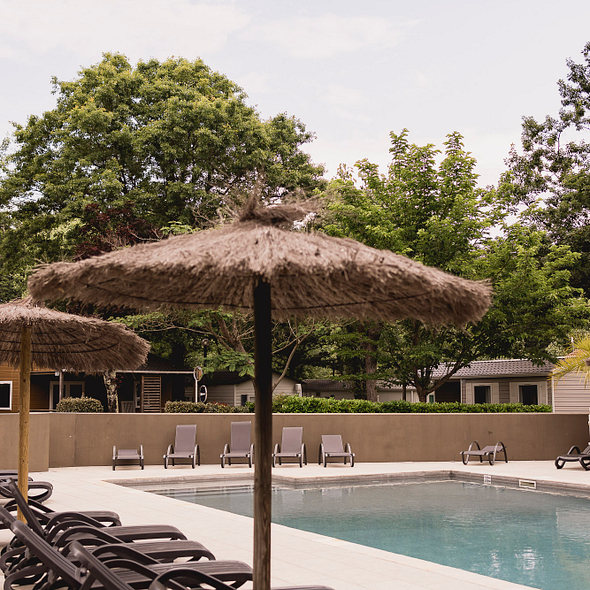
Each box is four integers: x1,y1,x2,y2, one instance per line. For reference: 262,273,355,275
0,479,334,590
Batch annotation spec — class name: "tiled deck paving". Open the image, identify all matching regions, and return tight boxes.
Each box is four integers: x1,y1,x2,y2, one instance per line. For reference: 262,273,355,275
4,460,590,589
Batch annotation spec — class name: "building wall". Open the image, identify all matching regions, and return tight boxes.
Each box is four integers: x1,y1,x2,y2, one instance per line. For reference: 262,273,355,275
0,365,19,412
0,411,585,470
553,373,590,414
207,384,236,406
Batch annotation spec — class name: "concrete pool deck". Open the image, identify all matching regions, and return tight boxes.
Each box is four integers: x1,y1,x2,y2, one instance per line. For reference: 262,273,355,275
3,460,590,589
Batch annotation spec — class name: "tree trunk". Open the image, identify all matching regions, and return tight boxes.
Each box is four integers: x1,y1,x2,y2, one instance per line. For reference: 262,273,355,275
362,322,381,402
103,370,119,413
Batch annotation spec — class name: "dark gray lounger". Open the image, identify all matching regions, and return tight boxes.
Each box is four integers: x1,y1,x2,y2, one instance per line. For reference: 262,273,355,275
555,444,590,470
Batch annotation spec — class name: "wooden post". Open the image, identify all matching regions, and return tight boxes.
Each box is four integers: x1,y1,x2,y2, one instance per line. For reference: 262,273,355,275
18,325,32,522
253,278,272,590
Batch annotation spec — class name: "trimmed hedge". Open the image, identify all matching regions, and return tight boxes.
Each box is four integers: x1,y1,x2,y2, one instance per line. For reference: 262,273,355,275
55,397,104,413
164,401,252,414
270,395,552,414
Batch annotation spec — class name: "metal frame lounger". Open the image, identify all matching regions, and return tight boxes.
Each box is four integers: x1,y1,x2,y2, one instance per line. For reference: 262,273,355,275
273,427,307,468
113,446,144,470
318,435,355,467
220,421,254,468
555,444,590,470
460,441,508,465
163,424,200,469
0,477,53,503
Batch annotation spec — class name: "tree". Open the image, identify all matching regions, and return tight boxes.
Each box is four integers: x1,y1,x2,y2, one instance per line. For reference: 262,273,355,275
502,41,590,296
319,131,588,401
551,336,590,386
0,53,325,287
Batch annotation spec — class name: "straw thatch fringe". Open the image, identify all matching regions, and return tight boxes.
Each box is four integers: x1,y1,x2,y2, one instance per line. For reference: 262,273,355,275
0,298,149,373
28,212,491,327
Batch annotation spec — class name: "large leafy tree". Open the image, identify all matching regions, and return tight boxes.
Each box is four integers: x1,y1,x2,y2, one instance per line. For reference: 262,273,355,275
502,41,590,296
0,53,324,289
320,131,587,401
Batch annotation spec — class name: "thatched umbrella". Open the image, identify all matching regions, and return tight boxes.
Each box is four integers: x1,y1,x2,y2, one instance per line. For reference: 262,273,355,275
28,198,491,590
0,297,149,512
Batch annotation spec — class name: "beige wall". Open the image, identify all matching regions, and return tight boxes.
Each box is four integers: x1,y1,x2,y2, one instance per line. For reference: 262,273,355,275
0,412,586,471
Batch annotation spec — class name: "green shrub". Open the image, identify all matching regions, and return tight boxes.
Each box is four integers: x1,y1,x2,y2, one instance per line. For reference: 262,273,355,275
164,401,251,413
55,397,104,413
269,395,552,414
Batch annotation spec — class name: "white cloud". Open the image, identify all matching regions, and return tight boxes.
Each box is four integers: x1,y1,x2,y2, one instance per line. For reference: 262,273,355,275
233,72,271,96
0,0,250,62
250,15,414,59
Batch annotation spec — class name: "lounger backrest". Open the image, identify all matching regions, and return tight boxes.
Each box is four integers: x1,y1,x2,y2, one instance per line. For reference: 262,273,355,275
174,424,197,453
582,445,590,455
281,427,303,453
322,435,344,453
6,479,46,537
9,519,81,588
231,421,251,452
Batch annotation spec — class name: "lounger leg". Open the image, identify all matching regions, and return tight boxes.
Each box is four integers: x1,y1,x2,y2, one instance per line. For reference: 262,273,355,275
555,458,564,469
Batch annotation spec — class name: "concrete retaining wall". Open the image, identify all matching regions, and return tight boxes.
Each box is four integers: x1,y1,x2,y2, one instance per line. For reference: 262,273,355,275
0,412,586,470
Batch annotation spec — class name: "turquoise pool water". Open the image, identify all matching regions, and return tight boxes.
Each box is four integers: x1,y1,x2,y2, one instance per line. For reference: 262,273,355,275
158,481,590,590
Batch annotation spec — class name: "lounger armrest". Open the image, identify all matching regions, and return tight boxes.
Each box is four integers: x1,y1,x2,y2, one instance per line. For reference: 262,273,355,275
89,542,160,565
273,443,280,455
300,443,305,456
151,567,238,590
567,445,580,455
139,445,144,458
222,443,230,455
345,443,353,455
45,511,107,532
250,443,254,456
164,444,173,458
112,445,117,461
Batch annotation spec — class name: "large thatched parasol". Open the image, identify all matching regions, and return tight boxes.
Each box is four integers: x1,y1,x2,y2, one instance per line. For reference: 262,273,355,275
28,198,491,590
0,297,149,513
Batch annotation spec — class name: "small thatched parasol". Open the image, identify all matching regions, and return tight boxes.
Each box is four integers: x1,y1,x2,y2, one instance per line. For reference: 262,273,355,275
0,297,149,515
28,197,491,590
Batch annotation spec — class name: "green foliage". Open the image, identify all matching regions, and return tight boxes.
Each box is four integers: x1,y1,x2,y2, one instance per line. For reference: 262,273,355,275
269,395,551,413
0,52,324,283
164,401,251,413
317,130,588,400
502,41,590,296
55,397,104,412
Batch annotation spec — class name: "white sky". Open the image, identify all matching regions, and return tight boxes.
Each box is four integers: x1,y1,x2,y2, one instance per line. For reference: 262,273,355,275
1,0,590,188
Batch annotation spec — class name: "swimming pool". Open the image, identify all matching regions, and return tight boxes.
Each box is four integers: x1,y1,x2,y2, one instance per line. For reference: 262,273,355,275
156,480,590,590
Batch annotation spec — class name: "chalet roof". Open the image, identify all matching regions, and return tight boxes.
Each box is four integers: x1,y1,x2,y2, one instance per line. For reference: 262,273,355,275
432,359,554,378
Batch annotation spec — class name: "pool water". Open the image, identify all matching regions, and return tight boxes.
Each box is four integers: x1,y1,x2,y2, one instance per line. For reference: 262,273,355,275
158,481,590,590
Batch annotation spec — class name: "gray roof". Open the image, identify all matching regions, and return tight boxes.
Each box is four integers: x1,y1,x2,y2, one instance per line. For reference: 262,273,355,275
433,359,554,379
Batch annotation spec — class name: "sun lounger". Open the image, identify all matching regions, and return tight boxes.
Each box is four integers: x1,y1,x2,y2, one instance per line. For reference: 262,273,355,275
0,478,53,503
113,445,144,470
319,435,355,467
460,441,508,465
163,424,200,468
273,427,307,467
2,510,252,590
221,421,254,468
555,444,590,470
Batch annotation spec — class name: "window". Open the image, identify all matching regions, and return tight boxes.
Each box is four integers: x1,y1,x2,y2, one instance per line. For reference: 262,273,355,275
49,381,85,402
0,382,12,410
466,382,499,404
520,384,538,405
509,381,546,405
474,385,491,404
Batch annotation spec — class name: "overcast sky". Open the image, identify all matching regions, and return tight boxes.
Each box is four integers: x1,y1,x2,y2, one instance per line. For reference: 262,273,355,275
2,0,590,188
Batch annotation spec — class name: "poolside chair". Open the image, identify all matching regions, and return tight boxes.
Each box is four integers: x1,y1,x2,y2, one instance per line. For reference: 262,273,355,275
220,421,254,468
1,509,253,590
0,478,53,503
555,444,590,470
273,427,307,467
318,435,355,467
460,441,508,465
113,445,144,470
163,424,200,468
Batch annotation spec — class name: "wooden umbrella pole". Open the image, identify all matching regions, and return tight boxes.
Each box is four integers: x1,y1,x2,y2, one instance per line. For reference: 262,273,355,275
18,324,32,522
253,278,273,590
